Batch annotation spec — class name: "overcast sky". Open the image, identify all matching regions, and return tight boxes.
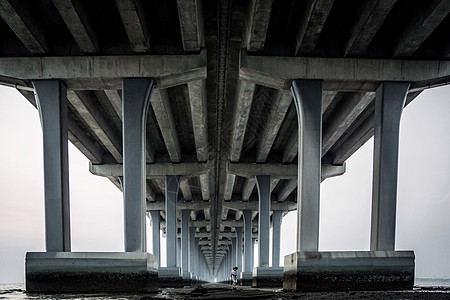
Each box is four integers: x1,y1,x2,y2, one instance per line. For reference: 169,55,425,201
0,85,448,283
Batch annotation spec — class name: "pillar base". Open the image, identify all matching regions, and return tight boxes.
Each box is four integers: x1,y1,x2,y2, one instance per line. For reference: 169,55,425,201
25,252,158,292
252,266,284,287
158,267,182,287
283,251,415,291
240,271,253,286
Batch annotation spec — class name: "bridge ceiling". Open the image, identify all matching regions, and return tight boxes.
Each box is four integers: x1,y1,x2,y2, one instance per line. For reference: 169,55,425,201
0,0,449,275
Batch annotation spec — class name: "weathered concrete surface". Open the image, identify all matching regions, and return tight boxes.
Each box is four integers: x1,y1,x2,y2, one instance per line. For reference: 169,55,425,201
158,266,182,288
25,252,158,292
252,266,283,288
283,251,415,291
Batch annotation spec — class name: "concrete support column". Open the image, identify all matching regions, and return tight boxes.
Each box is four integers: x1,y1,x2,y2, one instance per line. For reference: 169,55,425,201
181,209,190,276
189,228,197,274
149,210,161,265
176,237,181,267
272,210,283,267
255,175,270,267
33,80,70,252
291,79,322,252
122,78,154,252
371,82,410,251
252,238,256,270
231,237,237,268
235,227,243,273
242,210,253,272
166,175,181,267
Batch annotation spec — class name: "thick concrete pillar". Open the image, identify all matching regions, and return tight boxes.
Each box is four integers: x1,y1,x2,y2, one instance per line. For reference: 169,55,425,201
242,210,252,272
122,78,154,252
176,237,181,267
166,175,181,267
235,227,243,273
33,80,70,252
252,238,256,270
371,82,410,251
189,227,197,274
272,210,283,267
181,209,190,276
255,175,270,267
149,210,160,265
291,79,322,252
231,237,237,268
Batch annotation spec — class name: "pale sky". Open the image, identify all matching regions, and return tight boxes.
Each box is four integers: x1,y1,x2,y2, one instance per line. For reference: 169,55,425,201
0,85,448,283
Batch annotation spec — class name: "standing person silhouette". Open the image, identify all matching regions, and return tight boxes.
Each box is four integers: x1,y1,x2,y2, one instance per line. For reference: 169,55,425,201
230,266,238,289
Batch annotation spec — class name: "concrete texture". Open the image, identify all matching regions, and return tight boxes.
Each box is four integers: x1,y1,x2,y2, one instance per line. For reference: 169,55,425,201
252,266,284,288
158,266,182,288
25,252,158,292
283,251,415,291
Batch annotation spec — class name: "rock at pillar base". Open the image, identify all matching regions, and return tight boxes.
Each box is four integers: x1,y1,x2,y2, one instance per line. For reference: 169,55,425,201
240,271,253,286
283,251,415,291
158,267,182,287
252,266,284,287
26,252,158,292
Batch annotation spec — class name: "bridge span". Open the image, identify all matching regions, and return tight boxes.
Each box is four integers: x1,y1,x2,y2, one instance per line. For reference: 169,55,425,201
0,0,449,292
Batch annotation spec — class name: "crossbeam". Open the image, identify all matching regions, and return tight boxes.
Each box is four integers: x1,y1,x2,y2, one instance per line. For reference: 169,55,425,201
240,50,450,91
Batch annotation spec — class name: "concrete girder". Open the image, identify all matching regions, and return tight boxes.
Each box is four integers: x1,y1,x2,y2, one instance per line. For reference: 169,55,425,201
256,90,292,162
344,0,397,56
322,92,375,155
89,162,210,178
67,118,104,164
277,179,298,202
104,90,122,121
223,200,296,212
241,178,255,201
322,91,338,113
150,89,181,162
221,208,229,221
239,50,450,91
0,0,49,54
0,52,207,90
235,210,242,221
52,0,99,53
179,177,193,201
67,91,122,162
192,220,258,228
177,0,204,52
187,80,210,201
393,0,450,57
295,0,334,55
115,0,150,53
244,0,273,53
147,200,210,212
223,174,236,201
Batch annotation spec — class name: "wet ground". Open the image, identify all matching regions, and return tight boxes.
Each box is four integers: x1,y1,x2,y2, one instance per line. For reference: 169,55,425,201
153,283,450,300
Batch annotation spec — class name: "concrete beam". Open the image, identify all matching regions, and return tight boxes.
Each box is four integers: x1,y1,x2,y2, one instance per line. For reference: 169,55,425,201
223,201,296,212
146,200,210,211
256,90,292,162
344,0,397,56
241,178,255,201
277,179,297,202
177,0,204,52
67,117,104,164
0,0,49,54
0,52,207,90
151,89,181,162
179,177,192,201
244,0,273,52
394,0,450,57
322,92,374,154
89,162,210,178
322,91,338,113
52,0,99,53
295,0,334,55
115,0,150,53
227,162,297,179
239,51,450,91
67,91,122,162
104,90,122,120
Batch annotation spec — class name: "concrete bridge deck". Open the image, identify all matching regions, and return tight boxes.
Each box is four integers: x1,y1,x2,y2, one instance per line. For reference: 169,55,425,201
0,0,449,291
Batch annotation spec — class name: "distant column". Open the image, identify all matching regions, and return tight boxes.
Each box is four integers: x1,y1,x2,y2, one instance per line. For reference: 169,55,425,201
291,79,322,252
371,82,410,251
242,210,253,272
235,227,243,273
33,80,70,252
181,209,190,275
166,175,181,267
255,175,270,267
252,238,256,270
272,210,283,266
122,78,154,252
231,237,237,268
149,210,161,265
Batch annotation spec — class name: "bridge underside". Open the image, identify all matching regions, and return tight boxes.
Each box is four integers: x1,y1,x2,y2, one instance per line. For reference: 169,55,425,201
0,0,448,291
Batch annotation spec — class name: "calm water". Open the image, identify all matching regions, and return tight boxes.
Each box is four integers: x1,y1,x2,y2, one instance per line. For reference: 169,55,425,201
1,279,449,299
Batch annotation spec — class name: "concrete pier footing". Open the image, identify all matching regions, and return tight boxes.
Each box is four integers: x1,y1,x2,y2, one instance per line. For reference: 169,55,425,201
283,251,415,291
240,271,253,286
158,267,182,287
252,267,284,287
25,252,158,292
